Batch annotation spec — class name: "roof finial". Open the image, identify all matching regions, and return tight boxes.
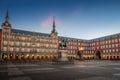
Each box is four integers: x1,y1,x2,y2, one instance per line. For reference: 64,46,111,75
5,9,9,23
52,16,56,33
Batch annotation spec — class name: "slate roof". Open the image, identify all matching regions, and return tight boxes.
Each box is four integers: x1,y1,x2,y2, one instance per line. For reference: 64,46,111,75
12,29,50,37
11,29,87,42
0,28,120,42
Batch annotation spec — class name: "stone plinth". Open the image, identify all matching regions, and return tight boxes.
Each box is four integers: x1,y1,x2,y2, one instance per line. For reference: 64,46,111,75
58,50,68,62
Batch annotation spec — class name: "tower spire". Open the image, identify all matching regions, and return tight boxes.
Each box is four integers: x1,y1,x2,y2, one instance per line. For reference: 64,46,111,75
5,9,9,23
2,9,11,27
52,16,57,33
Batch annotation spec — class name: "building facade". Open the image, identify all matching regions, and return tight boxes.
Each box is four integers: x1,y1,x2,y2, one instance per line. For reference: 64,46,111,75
0,11,58,61
0,11,120,61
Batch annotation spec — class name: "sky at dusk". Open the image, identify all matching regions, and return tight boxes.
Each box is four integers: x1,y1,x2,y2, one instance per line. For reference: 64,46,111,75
0,0,120,39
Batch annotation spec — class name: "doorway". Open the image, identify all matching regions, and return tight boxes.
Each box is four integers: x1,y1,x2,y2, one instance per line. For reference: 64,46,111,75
96,51,101,59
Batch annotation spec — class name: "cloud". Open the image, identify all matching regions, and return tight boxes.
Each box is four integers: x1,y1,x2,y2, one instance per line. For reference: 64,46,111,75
41,15,61,28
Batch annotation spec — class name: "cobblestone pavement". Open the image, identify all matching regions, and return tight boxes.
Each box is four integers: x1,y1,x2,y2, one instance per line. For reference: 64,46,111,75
0,60,120,80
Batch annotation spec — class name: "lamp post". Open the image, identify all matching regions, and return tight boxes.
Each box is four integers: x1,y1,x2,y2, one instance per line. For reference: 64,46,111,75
77,47,84,60
32,42,36,61
79,47,84,52
31,32,36,61
80,47,84,60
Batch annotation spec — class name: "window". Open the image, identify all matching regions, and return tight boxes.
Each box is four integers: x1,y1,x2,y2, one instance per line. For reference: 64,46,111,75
22,43,25,46
10,47,13,51
116,49,118,52
27,48,30,52
3,35,8,39
103,50,105,53
37,49,39,52
109,49,111,53
10,41,14,46
112,44,115,48
28,43,30,46
21,48,24,52
46,44,49,47
3,47,7,51
16,42,20,46
3,41,7,45
109,40,111,43
106,41,108,44
37,43,40,47
115,44,118,47
97,47,99,49
3,29,9,33
109,45,111,48
106,50,108,53
16,48,19,52
22,37,25,40
106,45,108,48
112,39,114,43
12,36,15,39
42,49,44,52
115,39,118,43
112,49,115,52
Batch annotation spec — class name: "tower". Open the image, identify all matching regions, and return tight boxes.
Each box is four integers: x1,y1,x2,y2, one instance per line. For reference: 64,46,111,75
1,9,11,55
51,16,58,38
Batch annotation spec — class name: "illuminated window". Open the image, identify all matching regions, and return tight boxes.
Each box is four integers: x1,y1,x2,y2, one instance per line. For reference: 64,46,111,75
27,48,30,52
10,47,13,51
11,42,14,46
16,42,20,46
3,47,7,51
16,48,19,52
22,42,25,46
28,43,30,46
3,41,7,45
22,48,24,52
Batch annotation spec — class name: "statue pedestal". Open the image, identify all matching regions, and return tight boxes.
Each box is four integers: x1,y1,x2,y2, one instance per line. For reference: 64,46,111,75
52,48,74,64
58,50,68,62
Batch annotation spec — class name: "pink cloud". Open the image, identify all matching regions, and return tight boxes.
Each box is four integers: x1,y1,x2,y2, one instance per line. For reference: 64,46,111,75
41,15,61,28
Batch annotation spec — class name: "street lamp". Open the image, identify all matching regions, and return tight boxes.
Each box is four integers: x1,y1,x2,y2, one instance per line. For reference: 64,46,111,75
77,47,84,60
79,47,84,51
31,32,36,61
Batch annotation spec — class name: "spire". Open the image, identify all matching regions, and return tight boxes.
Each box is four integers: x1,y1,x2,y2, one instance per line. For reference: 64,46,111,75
5,9,9,23
52,16,57,33
2,9,11,27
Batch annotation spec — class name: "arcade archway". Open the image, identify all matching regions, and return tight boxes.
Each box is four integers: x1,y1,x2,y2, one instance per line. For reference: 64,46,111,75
15,54,19,60
96,51,101,59
36,55,40,60
9,53,14,61
26,54,30,60
21,54,25,60
2,53,8,60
